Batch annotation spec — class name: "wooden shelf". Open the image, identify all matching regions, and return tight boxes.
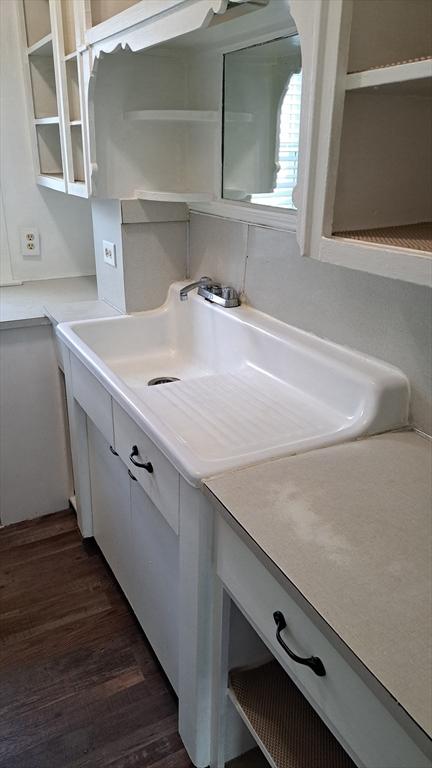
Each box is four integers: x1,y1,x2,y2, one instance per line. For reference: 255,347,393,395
36,173,65,192
346,57,432,92
70,120,82,126
333,222,432,253
135,189,214,203
64,51,78,62
27,33,53,57
228,661,355,768
124,109,219,123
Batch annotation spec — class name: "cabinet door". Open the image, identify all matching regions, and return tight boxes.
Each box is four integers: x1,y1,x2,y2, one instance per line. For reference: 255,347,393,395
87,420,134,603
130,479,179,693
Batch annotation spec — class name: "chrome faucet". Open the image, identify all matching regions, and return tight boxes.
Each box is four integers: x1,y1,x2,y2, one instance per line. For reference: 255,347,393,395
180,276,241,308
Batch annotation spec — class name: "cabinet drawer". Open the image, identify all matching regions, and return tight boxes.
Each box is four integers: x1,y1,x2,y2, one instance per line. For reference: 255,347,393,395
113,401,179,534
70,355,114,445
216,516,430,768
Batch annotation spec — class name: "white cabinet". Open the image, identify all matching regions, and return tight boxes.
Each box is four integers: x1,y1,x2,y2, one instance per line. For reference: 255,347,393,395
18,0,91,196
211,514,431,768
88,420,134,602
129,478,179,690
87,418,179,692
300,0,432,286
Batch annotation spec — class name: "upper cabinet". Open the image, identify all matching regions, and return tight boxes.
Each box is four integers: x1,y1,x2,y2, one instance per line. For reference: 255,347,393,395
19,0,92,196
301,0,432,286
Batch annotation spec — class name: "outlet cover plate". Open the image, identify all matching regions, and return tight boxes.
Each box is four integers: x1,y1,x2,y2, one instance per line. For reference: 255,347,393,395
20,227,40,256
103,240,116,268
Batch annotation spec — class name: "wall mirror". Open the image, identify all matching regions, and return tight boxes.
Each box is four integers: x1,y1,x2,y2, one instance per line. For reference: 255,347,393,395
222,34,302,210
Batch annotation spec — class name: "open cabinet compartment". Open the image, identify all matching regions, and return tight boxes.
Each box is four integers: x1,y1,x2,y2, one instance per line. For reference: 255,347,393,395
70,125,85,182
89,0,142,27
66,56,81,122
92,47,219,200
348,0,432,73
332,89,432,252
61,0,78,56
23,0,51,48
28,41,58,119
35,123,63,177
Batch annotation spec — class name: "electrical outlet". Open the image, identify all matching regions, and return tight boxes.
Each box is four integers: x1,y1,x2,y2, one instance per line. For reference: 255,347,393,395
20,227,40,256
103,240,116,267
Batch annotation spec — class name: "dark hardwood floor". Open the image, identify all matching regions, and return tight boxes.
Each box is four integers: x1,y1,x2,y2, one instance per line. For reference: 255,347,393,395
0,509,194,768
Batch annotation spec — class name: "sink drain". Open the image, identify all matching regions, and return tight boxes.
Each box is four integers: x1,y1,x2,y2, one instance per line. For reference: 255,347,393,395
147,376,180,386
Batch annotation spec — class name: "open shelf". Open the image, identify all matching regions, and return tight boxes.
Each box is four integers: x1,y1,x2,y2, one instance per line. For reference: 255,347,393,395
23,0,51,48
348,0,432,74
90,0,142,27
346,57,432,92
228,661,355,768
333,222,432,253
135,189,213,203
28,44,58,119
124,109,218,123
71,125,85,182
332,90,432,240
61,0,77,56
35,123,63,177
66,57,81,122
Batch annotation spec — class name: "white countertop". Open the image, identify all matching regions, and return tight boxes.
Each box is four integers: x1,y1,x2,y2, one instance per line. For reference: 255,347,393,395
0,276,120,329
205,431,432,739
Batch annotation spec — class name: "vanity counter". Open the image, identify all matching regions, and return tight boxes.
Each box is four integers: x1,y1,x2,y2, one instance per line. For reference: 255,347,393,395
204,431,432,742
0,276,119,329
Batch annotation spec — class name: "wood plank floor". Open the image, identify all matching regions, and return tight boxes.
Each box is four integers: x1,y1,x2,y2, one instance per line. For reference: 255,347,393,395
0,509,194,768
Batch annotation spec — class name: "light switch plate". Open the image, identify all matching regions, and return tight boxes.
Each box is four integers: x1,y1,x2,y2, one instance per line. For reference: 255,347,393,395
103,240,116,267
20,227,40,256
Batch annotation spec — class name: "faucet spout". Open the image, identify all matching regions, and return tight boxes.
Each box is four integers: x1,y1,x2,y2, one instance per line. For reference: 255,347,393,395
180,276,213,301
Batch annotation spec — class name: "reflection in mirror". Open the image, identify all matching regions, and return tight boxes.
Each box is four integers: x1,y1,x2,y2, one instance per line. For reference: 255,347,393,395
223,34,302,210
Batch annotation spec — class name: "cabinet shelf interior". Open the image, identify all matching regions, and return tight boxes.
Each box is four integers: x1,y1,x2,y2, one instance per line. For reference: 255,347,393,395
347,0,432,74
61,0,77,56
66,57,81,123
333,222,432,253
23,0,51,48
71,125,85,183
35,123,63,177
29,49,58,120
228,660,355,768
89,0,142,27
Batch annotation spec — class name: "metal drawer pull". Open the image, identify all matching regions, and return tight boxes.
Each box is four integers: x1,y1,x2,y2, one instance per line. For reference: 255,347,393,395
273,611,326,677
109,445,119,456
128,469,137,481
129,445,154,473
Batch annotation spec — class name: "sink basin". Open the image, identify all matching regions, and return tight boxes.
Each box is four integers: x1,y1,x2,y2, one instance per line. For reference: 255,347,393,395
57,282,409,485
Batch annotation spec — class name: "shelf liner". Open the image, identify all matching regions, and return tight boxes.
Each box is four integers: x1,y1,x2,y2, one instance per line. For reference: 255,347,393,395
348,54,432,74
333,222,432,252
229,661,355,768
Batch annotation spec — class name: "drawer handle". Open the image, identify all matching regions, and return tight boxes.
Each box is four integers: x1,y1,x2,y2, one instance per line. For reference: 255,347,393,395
129,445,154,473
128,469,138,481
273,611,326,677
109,445,119,456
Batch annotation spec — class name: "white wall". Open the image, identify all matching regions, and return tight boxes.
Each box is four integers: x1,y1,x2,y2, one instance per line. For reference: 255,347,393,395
0,0,95,283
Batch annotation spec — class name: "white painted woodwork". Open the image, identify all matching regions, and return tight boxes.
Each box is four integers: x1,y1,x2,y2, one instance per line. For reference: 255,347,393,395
88,419,135,599
70,354,114,445
0,325,73,525
129,478,179,691
214,515,431,768
19,0,91,196
345,57,432,92
112,401,180,535
87,419,180,692
300,0,432,285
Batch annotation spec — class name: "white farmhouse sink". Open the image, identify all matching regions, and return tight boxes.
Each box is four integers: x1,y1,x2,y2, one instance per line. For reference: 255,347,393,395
57,282,409,485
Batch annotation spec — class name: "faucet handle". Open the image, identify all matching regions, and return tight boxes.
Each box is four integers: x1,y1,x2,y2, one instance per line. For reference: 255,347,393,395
221,286,239,301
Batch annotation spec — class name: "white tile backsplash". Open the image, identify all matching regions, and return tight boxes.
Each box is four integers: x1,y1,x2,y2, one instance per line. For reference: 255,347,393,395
189,213,248,292
191,213,432,434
